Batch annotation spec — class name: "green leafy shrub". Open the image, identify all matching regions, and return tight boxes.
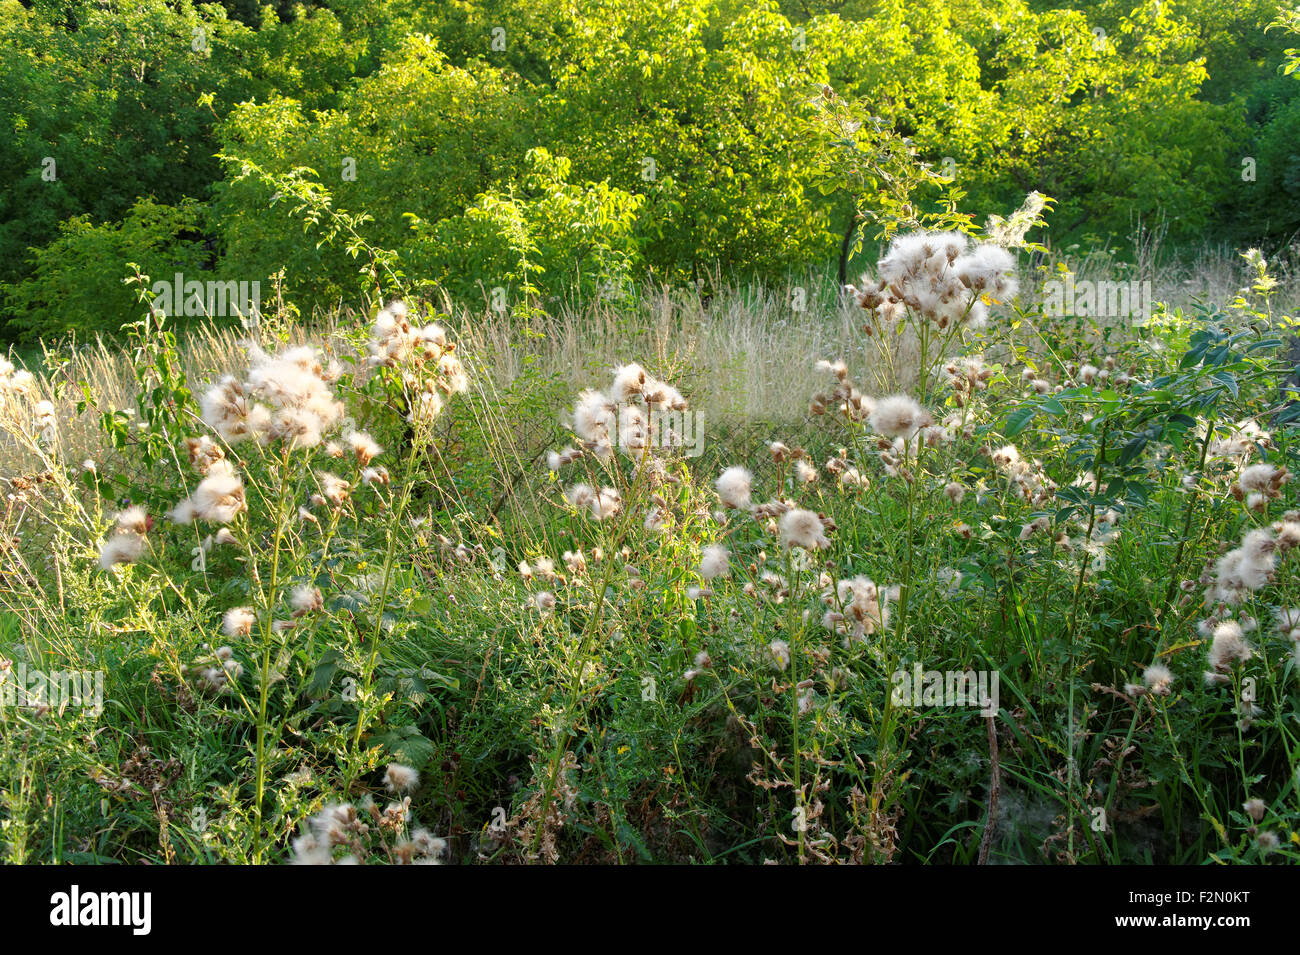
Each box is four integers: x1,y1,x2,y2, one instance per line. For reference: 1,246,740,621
406,148,645,309
2,198,209,340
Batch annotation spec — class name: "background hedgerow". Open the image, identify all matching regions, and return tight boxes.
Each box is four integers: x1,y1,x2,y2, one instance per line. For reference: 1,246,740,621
3,0,1300,339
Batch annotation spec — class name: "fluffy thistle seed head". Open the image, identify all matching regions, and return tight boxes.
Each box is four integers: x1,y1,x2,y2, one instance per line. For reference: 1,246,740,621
953,243,1019,300
223,607,256,639
778,508,830,550
383,763,419,793
716,466,754,510
869,395,929,441
1208,620,1252,670
98,533,146,570
317,472,351,507
816,359,849,381
1142,663,1174,696
590,487,621,520
290,585,324,616
699,544,729,580
172,459,246,525
345,431,383,466
1243,798,1266,823
572,389,616,444
115,506,150,536
610,363,648,402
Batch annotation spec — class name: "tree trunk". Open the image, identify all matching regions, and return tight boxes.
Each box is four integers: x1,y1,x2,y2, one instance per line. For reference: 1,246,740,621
837,208,859,288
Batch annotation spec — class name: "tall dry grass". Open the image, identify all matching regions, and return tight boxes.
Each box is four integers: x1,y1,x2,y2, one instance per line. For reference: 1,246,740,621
4,240,1295,481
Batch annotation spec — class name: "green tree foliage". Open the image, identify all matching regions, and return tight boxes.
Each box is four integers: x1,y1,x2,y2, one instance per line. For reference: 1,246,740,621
211,34,531,307
2,197,208,338
0,0,1296,337
966,3,1240,238
539,0,838,279
0,1,253,286
406,147,645,309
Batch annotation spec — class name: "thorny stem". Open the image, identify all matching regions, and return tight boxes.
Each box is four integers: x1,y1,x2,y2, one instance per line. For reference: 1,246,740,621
1159,420,1215,623
977,713,1000,864
1065,417,1109,860
346,416,427,790
529,444,652,859
253,444,291,864
784,545,805,863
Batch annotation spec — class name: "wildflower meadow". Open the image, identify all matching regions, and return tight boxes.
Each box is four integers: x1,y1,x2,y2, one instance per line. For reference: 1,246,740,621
2,0,1300,888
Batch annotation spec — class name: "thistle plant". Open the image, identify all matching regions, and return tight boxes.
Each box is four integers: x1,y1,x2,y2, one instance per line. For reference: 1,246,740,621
81,297,471,862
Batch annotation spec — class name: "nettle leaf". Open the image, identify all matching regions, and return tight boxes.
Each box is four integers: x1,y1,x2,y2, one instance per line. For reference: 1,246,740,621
1205,344,1232,366
371,725,436,767
307,650,344,697
1057,485,1089,505
329,593,367,614
1275,402,1300,425
1247,338,1283,353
